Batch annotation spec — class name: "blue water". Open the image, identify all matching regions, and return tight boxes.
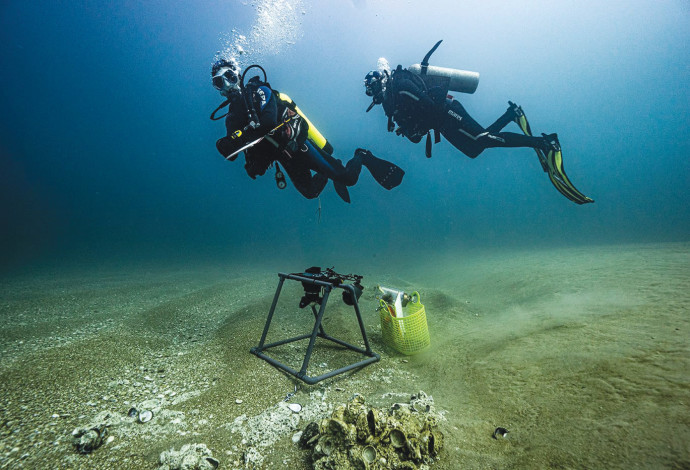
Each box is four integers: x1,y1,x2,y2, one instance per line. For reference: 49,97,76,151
1,0,689,271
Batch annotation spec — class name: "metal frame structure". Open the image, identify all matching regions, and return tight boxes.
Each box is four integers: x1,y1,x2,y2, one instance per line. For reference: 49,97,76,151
250,272,380,385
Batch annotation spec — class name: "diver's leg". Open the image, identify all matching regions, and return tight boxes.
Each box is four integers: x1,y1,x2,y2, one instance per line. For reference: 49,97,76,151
440,100,490,158
442,100,550,157
486,102,521,133
300,141,363,186
280,155,328,199
334,152,365,186
479,132,550,151
318,147,405,190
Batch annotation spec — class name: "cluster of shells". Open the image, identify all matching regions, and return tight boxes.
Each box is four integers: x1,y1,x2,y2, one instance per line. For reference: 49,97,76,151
157,443,219,470
299,392,443,470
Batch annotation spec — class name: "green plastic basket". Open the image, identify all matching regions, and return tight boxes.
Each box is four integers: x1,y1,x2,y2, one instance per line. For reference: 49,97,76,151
379,291,430,355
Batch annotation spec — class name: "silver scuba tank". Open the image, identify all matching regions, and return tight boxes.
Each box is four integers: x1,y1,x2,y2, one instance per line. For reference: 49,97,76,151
408,63,480,94
408,40,480,94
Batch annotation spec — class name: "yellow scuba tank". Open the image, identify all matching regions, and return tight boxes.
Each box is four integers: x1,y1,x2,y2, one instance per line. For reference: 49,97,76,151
277,92,334,155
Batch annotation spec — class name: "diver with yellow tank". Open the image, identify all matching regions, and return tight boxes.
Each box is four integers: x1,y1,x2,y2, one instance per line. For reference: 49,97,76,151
210,59,404,203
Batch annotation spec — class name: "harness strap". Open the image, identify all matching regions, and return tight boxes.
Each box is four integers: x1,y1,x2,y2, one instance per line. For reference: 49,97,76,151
425,132,432,158
423,129,442,159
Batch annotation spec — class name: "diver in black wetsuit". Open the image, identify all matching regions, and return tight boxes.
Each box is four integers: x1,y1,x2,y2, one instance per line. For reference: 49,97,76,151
364,66,552,158
363,41,593,204
210,59,404,203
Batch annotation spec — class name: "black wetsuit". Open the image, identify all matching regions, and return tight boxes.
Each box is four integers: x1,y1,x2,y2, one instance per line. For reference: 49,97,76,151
381,65,548,158
216,79,373,200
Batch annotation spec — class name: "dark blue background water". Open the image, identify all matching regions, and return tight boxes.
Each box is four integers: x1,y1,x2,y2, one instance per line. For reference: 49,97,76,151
2,0,689,272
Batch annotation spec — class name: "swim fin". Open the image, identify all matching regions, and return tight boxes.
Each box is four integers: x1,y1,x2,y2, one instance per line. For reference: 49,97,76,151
333,181,351,203
358,149,405,190
540,134,594,204
508,101,548,171
509,102,593,204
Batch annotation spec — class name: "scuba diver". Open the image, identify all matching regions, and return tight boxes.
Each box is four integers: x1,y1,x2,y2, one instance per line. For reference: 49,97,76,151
210,59,404,203
364,41,593,205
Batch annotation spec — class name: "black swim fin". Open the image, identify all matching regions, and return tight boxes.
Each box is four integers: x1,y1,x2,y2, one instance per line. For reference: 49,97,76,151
358,149,405,190
333,181,351,203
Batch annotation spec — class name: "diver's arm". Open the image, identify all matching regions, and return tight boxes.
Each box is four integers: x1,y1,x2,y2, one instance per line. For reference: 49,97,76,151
218,87,278,158
217,106,253,158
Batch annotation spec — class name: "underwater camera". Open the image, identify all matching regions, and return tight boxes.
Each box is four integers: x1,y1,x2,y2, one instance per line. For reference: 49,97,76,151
298,267,364,308
342,279,363,306
299,266,324,308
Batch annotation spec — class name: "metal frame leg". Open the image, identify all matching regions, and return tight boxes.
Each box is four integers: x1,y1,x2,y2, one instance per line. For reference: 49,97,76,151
250,273,380,385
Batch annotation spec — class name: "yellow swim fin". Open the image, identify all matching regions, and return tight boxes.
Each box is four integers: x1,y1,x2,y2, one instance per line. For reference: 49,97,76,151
510,101,548,171
510,101,593,204
540,134,594,205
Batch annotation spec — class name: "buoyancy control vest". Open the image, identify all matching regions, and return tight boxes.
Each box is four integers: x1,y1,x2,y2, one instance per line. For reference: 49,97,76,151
395,40,479,157
275,93,334,156
384,65,439,144
237,66,334,157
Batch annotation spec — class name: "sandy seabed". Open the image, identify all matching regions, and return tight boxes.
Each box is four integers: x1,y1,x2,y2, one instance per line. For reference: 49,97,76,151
0,242,688,469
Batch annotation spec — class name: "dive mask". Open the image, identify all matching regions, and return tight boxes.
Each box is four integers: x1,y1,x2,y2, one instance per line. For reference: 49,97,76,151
364,70,386,105
212,67,239,93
